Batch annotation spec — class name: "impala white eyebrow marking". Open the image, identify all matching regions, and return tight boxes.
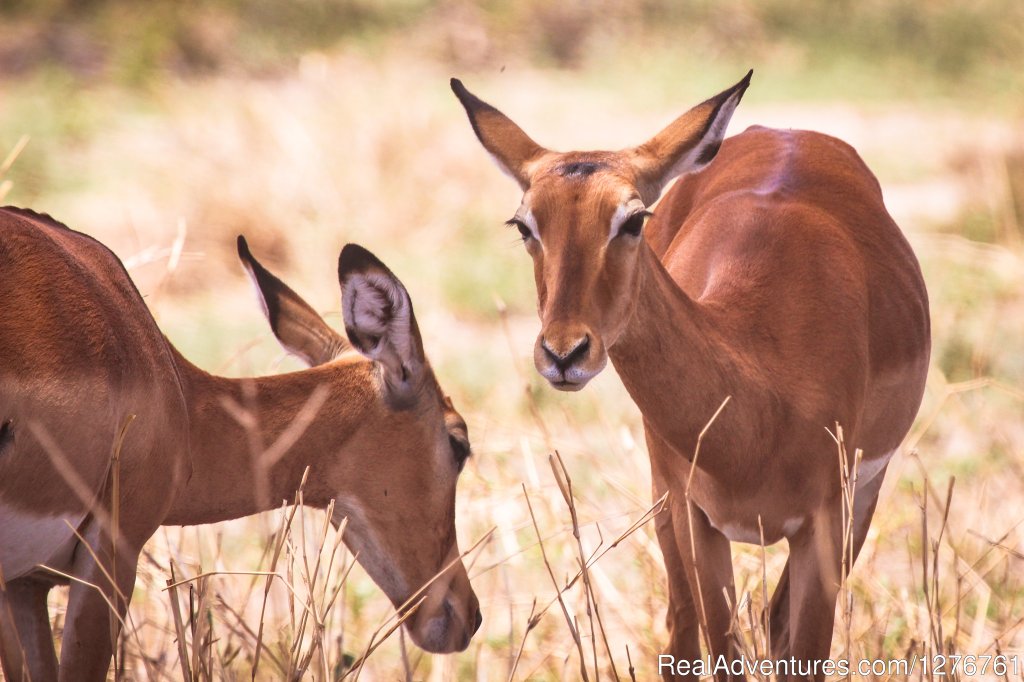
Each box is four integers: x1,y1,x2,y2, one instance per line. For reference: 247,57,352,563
522,208,539,240
608,199,648,242
511,206,540,244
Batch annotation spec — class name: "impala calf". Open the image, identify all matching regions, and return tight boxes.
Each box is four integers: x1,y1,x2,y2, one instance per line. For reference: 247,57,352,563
453,73,929,679
0,207,481,681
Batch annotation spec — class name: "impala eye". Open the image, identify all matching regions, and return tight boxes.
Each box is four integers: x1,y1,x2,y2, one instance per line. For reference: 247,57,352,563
618,211,649,238
506,218,532,242
449,434,471,472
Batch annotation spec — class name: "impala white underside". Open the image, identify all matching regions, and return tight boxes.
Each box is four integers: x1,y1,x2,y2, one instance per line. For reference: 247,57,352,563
0,505,82,580
707,448,897,545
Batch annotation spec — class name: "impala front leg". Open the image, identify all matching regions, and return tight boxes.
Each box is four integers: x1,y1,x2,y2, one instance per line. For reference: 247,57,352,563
651,468,702,680
58,519,141,682
671,496,740,680
0,576,58,682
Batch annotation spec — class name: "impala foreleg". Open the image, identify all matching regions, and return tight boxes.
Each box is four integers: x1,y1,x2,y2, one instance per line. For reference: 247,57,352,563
0,575,58,682
670,497,741,680
653,481,702,680
57,519,140,682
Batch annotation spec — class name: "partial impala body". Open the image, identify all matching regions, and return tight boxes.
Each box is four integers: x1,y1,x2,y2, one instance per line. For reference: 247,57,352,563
453,74,929,678
0,207,481,681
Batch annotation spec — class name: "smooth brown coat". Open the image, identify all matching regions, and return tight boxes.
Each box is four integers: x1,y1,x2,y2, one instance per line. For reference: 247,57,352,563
0,208,481,681
453,74,929,679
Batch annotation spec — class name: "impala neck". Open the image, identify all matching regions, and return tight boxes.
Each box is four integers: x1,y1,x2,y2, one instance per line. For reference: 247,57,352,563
162,351,375,526
608,245,758,478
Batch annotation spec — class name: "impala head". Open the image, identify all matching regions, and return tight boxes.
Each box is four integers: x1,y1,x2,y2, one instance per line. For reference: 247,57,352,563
452,72,751,390
237,237,481,653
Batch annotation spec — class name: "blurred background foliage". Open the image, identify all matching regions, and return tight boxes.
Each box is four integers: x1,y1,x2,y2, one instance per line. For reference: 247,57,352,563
2,1,1023,678
0,0,1021,96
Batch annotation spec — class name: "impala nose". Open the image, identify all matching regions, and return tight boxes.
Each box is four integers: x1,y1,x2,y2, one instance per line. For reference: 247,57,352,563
541,334,590,371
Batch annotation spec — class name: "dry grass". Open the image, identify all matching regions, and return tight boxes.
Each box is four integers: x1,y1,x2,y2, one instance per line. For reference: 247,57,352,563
3,41,1024,680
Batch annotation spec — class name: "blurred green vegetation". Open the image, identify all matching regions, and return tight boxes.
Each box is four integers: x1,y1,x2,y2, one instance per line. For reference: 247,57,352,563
3,1,1024,673
1,0,1021,104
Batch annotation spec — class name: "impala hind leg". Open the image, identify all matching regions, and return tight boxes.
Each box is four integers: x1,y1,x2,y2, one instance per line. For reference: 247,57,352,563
771,465,888,674
0,576,58,682
782,507,843,682
765,562,791,657
58,520,141,682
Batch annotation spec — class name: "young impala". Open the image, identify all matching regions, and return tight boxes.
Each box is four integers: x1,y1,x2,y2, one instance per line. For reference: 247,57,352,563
453,73,929,678
0,207,481,681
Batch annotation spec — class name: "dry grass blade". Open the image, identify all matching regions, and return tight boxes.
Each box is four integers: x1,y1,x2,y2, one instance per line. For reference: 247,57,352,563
8,46,1024,678
507,597,538,682
167,564,194,682
683,396,731,658
341,526,496,680
549,451,618,681
522,483,589,681
213,595,286,674
27,421,136,568
342,595,426,681
1,134,30,174
108,414,134,677
252,467,309,680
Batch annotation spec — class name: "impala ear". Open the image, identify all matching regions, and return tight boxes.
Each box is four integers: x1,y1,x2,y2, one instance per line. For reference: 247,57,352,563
630,70,752,203
338,244,427,401
451,78,550,190
237,236,348,367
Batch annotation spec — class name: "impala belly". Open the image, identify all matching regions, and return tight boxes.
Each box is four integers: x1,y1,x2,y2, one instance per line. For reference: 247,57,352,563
704,507,806,545
699,447,897,545
854,450,892,489
0,504,82,580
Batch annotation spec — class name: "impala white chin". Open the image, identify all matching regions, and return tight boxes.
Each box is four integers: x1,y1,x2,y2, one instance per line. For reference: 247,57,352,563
536,361,605,391
332,504,481,654
406,595,481,653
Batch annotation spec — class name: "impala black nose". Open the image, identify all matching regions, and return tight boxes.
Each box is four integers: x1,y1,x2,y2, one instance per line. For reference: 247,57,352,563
473,606,483,634
541,334,590,371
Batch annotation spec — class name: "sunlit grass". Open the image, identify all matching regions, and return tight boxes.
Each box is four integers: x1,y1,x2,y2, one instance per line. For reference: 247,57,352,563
2,25,1023,679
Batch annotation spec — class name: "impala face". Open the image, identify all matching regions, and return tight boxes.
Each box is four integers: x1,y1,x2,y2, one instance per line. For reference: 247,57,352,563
239,239,482,653
331,385,479,653
452,73,751,391
509,157,648,390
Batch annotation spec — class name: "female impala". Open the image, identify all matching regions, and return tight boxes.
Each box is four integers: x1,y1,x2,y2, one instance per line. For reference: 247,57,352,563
453,74,929,678
0,207,481,681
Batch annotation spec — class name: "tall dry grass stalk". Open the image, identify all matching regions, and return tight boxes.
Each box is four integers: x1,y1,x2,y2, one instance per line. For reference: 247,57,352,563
3,50,1023,679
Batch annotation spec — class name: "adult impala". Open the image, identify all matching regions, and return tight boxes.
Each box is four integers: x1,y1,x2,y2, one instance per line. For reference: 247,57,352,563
0,207,481,681
453,73,929,678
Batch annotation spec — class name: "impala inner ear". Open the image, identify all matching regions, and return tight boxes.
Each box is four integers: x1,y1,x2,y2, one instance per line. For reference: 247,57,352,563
338,244,427,400
630,70,752,203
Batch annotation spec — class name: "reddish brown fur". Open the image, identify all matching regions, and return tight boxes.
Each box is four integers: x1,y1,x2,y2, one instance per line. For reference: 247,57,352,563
455,76,929,679
0,208,480,680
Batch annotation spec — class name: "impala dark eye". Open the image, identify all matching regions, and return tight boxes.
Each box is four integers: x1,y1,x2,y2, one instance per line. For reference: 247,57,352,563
506,218,532,242
449,434,471,471
619,211,650,238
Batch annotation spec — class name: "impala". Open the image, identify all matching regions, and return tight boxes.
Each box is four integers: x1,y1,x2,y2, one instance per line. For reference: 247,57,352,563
0,207,481,681
453,73,929,678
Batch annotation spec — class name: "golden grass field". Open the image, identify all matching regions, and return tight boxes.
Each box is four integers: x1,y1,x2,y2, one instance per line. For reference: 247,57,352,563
2,2,1024,679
